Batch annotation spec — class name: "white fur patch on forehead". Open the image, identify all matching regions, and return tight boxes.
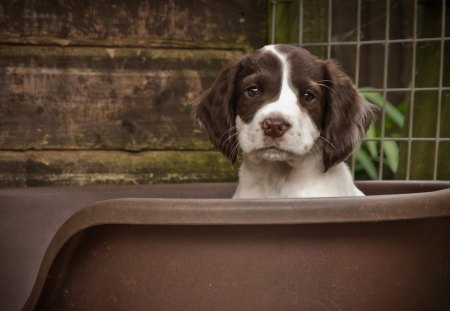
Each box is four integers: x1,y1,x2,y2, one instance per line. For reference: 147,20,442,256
262,45,297,96
262,45,287,73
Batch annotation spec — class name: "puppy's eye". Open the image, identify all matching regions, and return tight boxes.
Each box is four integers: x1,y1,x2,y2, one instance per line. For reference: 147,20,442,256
246,86,260,97
301,91,315,103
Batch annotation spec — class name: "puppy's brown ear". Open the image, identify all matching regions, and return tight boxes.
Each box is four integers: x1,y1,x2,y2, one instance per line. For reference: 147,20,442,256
322,60,373,172
193,58,241,163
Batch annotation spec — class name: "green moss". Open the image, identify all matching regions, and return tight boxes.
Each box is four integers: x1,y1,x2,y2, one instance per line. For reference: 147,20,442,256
0,150,237,187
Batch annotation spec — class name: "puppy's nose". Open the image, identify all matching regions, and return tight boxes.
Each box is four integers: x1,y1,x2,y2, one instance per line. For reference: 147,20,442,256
261,118,291,138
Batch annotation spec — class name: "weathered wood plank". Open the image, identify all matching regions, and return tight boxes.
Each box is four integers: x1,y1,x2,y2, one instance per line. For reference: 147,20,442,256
0,151,237,187
0,0,268,187
0,47,239,151
0,0,267,50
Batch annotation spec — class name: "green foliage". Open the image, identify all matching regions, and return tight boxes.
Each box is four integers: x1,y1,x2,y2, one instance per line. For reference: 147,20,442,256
355,89,406,179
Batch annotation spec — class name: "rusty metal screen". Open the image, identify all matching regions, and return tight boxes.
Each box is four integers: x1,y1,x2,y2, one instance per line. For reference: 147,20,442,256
269,0,449,180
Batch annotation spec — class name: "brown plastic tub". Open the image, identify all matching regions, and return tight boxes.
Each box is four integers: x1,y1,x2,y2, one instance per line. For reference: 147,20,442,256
1,181,449,311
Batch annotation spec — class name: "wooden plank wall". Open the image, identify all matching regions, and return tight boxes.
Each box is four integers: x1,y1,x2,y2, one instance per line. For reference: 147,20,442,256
0,0,268,187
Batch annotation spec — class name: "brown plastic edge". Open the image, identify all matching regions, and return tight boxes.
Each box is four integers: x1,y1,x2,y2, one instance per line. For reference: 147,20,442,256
22,186,450,310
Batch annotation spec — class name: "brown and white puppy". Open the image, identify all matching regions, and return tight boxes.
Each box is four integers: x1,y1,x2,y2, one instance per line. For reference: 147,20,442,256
194,44,373,198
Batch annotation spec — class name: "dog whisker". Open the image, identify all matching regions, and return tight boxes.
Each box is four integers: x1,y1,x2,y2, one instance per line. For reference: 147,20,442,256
312,142,321,154
319,136,338,151
230,140,242,162
218,126,236,142
222,131,238,145
218,126,237,148
317,83,334,93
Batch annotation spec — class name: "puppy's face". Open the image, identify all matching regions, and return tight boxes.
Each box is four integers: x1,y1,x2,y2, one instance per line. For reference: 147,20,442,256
195,45,372,171
235,45,325,163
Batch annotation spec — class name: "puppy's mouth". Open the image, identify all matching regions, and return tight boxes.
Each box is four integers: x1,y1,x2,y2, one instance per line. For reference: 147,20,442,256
257,146,289,153
254,146,297,161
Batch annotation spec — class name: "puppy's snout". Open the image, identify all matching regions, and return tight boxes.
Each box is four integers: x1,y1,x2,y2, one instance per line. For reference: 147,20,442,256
261,118,291,138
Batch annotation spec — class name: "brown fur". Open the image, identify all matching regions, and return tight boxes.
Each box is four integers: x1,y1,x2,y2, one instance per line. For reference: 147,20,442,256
321,60,373,171
193,57,242,163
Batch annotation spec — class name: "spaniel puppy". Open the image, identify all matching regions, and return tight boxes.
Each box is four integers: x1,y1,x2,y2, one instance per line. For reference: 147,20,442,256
194,45,373,198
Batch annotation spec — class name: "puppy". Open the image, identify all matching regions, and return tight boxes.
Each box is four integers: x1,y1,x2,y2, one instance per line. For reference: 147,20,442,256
194,45,373,198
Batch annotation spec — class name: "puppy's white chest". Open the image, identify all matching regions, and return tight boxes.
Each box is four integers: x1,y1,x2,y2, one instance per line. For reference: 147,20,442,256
233,160,363,199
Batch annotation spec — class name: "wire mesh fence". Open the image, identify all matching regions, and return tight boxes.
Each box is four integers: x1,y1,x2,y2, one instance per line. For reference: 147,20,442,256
269,0,449,180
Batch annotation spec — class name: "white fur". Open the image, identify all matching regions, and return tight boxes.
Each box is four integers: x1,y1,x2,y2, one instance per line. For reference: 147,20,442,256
233,45,363,199
233,152,364,198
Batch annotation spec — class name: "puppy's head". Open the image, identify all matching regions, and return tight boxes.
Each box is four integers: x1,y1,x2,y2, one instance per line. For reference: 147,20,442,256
194,45,373,171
